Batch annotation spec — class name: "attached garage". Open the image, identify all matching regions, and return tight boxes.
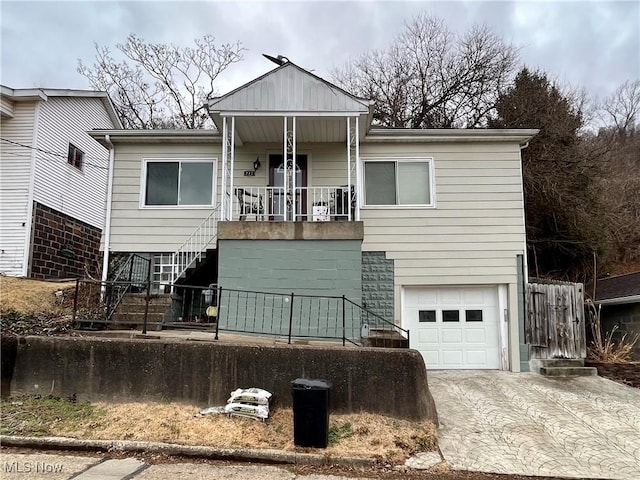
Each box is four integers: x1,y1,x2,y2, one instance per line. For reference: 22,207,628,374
403,286,503,369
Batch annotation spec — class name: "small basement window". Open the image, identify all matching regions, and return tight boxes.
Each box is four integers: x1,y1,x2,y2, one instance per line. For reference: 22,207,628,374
67,143,84,170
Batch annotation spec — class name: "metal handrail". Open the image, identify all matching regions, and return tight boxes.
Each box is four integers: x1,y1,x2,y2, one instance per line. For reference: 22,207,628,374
105,253,150,322
172,205,220,283
344,297,410,342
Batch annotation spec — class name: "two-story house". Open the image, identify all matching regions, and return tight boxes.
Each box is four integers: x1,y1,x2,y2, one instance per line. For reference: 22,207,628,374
0,86,121,279
90,61,537,371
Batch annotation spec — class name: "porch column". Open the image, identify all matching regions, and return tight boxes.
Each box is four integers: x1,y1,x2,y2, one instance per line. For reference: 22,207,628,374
222,116,236,220
229,116,236,220
354,116,360,221
283,116,297,221
346,116,360,221
221,117,228,221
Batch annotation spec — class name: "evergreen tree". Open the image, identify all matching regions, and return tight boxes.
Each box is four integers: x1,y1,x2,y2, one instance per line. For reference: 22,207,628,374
490,68,605,280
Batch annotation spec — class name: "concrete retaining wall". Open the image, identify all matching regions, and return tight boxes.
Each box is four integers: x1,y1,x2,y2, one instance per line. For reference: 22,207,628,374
2,336,438,423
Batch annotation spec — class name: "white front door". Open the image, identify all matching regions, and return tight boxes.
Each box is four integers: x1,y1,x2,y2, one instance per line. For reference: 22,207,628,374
403,286,501,369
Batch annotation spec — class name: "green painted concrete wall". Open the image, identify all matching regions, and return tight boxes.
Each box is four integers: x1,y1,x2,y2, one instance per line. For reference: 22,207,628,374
217,239,362,341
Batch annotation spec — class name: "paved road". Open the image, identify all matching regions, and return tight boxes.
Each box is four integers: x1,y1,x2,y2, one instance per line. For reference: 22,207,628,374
429,371,640,480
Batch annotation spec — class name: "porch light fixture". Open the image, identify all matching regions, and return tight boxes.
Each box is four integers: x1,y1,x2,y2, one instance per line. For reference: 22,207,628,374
253,157,261,172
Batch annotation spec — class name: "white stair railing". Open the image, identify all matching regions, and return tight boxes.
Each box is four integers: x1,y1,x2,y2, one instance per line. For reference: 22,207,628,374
172,205,220,283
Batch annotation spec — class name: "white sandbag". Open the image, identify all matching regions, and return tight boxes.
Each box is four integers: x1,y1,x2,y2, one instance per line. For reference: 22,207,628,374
224,402,269,420
227,387,272,405
199,406,226,416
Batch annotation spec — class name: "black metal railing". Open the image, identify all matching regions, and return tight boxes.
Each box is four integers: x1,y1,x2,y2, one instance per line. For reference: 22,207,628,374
72,280,409,348
105,254,151,322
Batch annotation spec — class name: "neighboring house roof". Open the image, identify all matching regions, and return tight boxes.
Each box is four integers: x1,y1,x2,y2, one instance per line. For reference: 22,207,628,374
595,271,640,305
88,129,221,148
0,85,122,128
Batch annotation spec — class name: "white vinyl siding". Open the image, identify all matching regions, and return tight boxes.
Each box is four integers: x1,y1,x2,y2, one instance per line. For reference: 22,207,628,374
360,142,526,286
33,97,113,229
109,144,223,252
1,95,15,117
108,142,356,252
0,101,37,275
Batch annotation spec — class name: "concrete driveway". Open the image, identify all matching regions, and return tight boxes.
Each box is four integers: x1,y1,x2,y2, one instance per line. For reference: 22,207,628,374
428,371,640,479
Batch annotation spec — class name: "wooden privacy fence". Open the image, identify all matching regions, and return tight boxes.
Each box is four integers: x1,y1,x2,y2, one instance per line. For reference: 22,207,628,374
525,280,586,359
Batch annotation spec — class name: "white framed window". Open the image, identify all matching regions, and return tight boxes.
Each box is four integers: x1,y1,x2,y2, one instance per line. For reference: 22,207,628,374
142,158,216,207
67,143,84,170
363,158,434,207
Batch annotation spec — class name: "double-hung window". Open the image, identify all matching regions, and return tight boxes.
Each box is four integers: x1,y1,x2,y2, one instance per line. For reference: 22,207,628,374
143,159,215,207
363,158,434,207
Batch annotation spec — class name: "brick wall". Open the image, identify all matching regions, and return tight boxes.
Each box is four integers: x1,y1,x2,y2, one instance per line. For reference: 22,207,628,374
29,202,102,279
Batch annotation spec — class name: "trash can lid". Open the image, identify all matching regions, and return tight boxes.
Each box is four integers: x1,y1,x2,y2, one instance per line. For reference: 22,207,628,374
291,378,332,389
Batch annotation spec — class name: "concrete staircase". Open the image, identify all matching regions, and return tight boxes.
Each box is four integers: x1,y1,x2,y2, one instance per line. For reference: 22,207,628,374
110,293,172,330
361,328,409,348
534,358,598,377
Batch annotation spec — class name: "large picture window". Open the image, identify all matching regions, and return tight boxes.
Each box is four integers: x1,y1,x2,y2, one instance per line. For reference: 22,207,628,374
144,159,215,206
364,159,433,206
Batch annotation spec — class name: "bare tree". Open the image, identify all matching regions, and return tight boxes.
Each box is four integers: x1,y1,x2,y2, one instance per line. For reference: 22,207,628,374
332,14,519,128
597,80,640,136
78,34,244,129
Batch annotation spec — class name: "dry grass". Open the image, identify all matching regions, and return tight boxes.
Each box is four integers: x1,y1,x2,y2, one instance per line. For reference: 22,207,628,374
57,402,436,463
586,299,639,363
0,276,76,315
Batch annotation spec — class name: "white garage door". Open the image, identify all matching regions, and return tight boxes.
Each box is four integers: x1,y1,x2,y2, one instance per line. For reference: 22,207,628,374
403,286,500,369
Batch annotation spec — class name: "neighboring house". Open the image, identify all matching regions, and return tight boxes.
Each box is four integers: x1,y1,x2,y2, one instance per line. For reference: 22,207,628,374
0,86,121,278
90,61,537,371
595,271,640,359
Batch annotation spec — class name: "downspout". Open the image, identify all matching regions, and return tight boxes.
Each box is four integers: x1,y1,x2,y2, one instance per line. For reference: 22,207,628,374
101,135,115,293
22,100,42,277
519,140,530,284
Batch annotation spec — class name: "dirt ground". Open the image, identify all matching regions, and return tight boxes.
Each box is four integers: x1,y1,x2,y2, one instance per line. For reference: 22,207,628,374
0,275,76,314
0,276,78,335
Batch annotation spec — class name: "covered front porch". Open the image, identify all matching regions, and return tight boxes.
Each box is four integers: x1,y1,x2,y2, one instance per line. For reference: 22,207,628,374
207,61,373,223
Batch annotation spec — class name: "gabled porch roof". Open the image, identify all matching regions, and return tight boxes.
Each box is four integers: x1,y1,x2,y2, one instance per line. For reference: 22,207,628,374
207,62,374,143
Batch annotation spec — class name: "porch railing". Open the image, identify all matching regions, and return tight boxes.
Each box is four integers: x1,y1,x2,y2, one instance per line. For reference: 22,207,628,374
172,205,220,283
233,185,355,221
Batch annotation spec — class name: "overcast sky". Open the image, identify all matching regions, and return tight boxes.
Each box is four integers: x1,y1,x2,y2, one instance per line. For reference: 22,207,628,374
1,0,638,103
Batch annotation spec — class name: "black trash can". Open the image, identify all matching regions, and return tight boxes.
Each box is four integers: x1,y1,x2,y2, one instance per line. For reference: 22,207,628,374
291,378,332,448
